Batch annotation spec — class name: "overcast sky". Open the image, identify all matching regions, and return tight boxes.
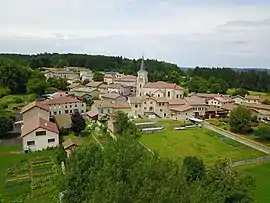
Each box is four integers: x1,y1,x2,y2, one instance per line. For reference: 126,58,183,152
1,0,270,68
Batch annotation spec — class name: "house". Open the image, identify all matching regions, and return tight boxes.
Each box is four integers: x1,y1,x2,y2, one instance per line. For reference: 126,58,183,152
62,138,81,157
136,57,185,99
100,93,127,102
42,96,86,115
114,75,137,87
241,103,270,119
185,95,207,118
245,95,260,104
44,69,79,80
51,91,68,99
207,96,234,107
170,105,193,121
67,83,81,90
21,101,51,123
98,84,110,93
79,70,93,81
129,96,170,119
107,83,125,94
20,101,59,152
232,95,245,104
92,100,131,116
86,81,103,89
85,110,99,122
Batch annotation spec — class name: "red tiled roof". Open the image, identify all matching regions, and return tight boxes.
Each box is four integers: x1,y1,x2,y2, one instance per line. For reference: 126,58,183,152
21,101,50,114
51,91,68,99
221,103,238,111
144,81,184,90
170,105,193,112
86,81,103,87
94,101,130,109
43,96,82,105
185,95,207,106
86,110,98,118
245,95,260,100
168,99,186,105
21,117,59,137
62,138,81,149
102,93,122,99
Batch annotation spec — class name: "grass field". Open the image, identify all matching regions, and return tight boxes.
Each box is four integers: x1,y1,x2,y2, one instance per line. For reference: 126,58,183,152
238,163,270,203
0,145,59,202
139,120,265,165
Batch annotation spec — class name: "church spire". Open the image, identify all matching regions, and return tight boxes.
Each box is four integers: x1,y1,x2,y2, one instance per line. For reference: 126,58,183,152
140,55,145,71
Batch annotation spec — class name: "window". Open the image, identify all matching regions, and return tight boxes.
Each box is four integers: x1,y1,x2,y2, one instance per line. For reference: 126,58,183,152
54,112,57,115
150,102,153,104
176,94,179,98
144,107,147,110
75,104,77,107
140,93,142,96
81,110,84,113
101,109,104,114
82,103,84,107
158,94,160,97
140,84,142,89
65,110,69,114
70,105,72,108
144,102,146,104
160,109,163,112
135,104,138,108
70,110,73,114
59,111,61,114
164,113,167,117
36,131,46,136
186,113,188,116
149,107,153,111
27,141,35,146
65,105,67,108
48,138,55,143
168,92,171,97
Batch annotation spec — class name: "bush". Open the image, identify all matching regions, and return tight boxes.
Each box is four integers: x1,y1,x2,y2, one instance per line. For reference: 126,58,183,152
254,126,270,141
15,97,23,103
0,102,8,109
59,127,69,136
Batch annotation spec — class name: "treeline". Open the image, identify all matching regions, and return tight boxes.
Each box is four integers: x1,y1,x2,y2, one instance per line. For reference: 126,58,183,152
189,67,270,93
0,53,183,83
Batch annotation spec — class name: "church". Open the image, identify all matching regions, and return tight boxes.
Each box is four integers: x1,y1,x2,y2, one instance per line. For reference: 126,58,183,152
136,56,185,99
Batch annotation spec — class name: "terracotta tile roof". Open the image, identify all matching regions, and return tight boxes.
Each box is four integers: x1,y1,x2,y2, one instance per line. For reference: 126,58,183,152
21,117,59,137
99,84,110,89
168,99,186,105
51,91,68,99
102,93,123,100
185,96,207,106
242,102,270,111
195,93,221,99
21,101,50,114
43,96,82,105
94,100,130,109
129,97,142,104
170,105,193,112
54,114,72,129
62,138,81,149
221,103,238,111
86,110,98,118
86,81,103,87
245,95,260,100
144,81,184,90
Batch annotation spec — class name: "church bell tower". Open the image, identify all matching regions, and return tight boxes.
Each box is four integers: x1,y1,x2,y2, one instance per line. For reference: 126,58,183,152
136,55,148,97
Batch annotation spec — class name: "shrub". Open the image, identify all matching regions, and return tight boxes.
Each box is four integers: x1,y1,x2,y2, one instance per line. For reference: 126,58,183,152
254,126,270,141
15,97,23,103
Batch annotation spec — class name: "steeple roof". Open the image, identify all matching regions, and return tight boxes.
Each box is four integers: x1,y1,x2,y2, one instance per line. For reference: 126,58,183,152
138,55,147,73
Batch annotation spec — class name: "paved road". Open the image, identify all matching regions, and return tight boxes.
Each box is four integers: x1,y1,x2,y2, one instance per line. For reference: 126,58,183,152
204,122,270,155
231,155,270,167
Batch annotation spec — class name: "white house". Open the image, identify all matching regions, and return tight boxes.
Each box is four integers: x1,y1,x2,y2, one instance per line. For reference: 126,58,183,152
232,95,245,104
20,101,59,152
245,95,260,104
21,117,59,152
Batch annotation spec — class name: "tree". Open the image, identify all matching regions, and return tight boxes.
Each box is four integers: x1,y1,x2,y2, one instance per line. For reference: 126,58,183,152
188,76,208,93
199,160,255,203
93,72,104,81
62,139,255,203
0,87,11,98
82,79,90,86
71,111,86,135
232,88,249,97
114,111,139,138
0,113,14,137
183,156,205,182
262,99,270,105
47,78,69,90
55,146,67,165
27,78,47,96
254,126,270,141
229,106,252,134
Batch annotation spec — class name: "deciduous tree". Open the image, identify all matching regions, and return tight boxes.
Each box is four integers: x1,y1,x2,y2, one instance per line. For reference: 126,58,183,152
92,72,104,81
254,126,270,141
229,106,252,134
71,111,86,135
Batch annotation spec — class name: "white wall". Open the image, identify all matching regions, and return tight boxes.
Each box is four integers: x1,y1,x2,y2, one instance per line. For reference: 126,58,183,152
49,102,86,115
22,127,59,152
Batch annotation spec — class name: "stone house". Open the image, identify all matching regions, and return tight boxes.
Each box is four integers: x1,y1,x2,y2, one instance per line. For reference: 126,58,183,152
100,93,127,102
245,95,260,104
170,105,194,121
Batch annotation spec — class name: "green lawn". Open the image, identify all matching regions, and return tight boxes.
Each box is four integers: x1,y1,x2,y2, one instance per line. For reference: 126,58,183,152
139,120,265,165
238,163,270,203
0,145,57,202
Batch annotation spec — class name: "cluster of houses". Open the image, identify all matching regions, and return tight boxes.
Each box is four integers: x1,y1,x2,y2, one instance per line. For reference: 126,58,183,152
17,57,270,153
